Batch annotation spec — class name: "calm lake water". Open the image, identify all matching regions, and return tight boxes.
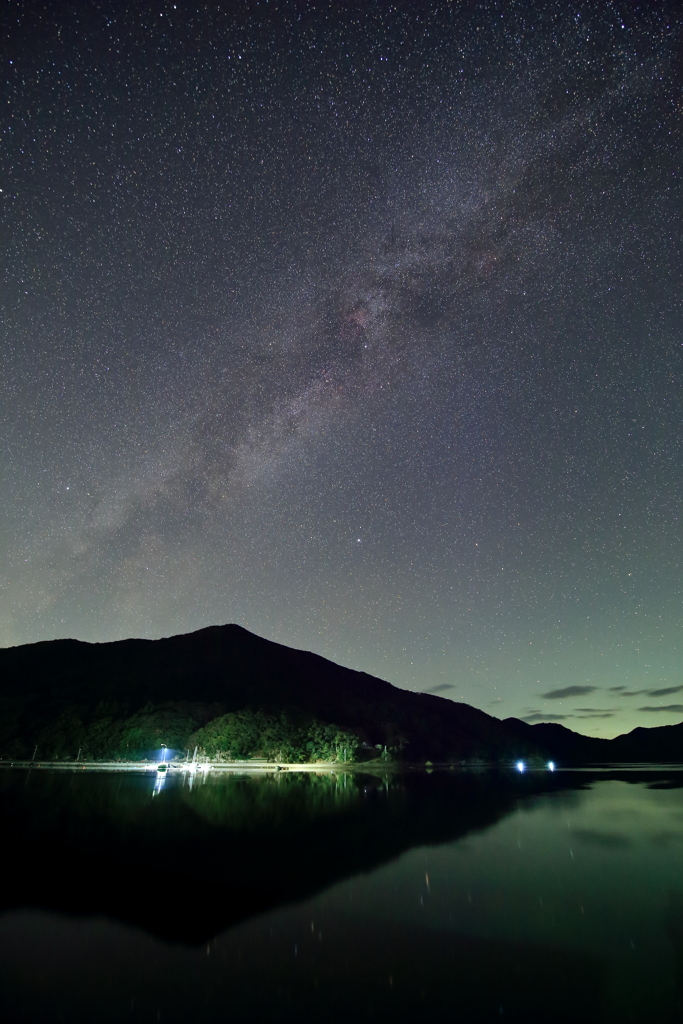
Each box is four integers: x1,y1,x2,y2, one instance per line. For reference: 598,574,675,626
1,766,682,1023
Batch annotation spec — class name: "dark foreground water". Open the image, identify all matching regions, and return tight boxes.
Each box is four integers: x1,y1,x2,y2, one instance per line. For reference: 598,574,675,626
1,766,682,1023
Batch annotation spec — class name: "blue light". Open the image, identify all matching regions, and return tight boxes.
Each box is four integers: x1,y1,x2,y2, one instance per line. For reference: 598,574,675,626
516,761,525,773
547,761,555,772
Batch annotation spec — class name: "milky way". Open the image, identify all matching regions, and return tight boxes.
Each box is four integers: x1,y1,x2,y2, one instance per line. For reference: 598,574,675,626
3,1,682,736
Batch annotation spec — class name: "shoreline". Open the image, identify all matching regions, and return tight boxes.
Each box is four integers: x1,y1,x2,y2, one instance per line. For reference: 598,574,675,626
0,758,385,773
2,759,682,774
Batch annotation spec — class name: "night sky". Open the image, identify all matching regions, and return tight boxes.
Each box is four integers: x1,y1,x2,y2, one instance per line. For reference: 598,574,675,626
3,1,682,737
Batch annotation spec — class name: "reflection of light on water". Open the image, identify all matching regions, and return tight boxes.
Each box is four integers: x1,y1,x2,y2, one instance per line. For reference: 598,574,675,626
182,769,211,791
149,760,211,796
152,772,167,796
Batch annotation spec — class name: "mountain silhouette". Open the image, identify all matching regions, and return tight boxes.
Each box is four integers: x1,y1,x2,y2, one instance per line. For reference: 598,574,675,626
0,624,681,763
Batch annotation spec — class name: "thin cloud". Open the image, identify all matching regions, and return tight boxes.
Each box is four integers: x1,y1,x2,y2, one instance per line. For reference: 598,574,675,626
609,686,626,692
574,707,618,713
575,712,615,719
425,683,455,693
616,686,683,698
539,685,598,700
521,713,569,723
637,704,683,713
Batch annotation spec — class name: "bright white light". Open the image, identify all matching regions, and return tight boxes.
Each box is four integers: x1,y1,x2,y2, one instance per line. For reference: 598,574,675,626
516,761,525,773
547,761,555,772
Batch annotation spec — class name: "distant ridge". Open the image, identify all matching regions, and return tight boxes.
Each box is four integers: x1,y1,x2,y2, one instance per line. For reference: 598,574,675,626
505,717,683,765
0,624,681,763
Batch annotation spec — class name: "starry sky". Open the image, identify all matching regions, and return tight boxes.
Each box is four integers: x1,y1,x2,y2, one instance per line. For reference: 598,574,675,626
3,0,682,737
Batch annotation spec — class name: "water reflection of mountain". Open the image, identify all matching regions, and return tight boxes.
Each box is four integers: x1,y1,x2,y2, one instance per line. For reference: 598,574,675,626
0,767,680,945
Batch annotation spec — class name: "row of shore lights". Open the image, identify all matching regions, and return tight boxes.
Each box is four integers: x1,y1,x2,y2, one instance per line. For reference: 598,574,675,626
517,761,555,772
157,748,556,773
157,751,555,772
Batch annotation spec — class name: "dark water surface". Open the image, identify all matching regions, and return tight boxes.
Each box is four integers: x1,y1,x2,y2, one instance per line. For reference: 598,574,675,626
1,766,682,1023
